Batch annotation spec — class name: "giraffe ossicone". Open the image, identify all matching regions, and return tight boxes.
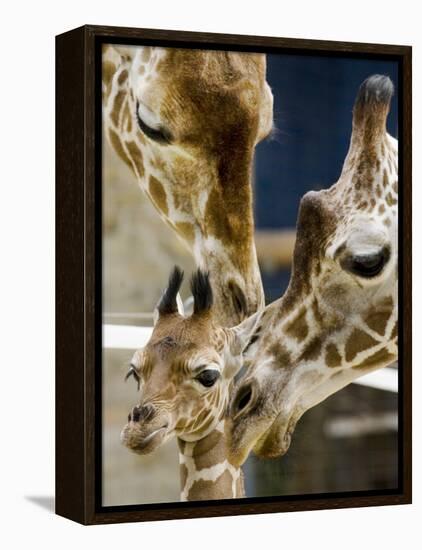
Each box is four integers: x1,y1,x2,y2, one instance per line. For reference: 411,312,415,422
103,44,274,326
226,74,399,466
120,267,259,500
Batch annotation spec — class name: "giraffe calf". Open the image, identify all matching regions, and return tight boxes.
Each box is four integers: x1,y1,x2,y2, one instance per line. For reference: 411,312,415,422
121,267,258,500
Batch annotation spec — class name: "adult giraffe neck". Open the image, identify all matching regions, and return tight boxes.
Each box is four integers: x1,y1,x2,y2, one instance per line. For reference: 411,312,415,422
177,420,244,501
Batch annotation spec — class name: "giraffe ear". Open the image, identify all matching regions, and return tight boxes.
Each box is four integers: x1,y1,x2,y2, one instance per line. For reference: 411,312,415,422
230,311,262,356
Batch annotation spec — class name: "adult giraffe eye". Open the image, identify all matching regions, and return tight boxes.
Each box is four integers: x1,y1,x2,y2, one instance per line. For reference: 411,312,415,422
342,247,390,278
195,369,220,388
136,101,172,144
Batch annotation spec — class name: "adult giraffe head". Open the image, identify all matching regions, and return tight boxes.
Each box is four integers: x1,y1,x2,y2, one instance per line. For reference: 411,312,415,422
120,267,258,500
226,75,399,466
103,45,274,325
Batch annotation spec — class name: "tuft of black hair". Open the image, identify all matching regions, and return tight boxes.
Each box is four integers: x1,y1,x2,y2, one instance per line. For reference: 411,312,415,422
190,269,213,315
157,266,184,315
355,74,394,108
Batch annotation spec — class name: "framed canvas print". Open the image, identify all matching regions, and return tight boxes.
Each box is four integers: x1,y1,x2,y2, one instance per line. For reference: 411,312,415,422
56,25,412,525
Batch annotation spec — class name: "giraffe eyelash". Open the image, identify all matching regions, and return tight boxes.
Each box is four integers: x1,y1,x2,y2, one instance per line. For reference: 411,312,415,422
125,364,141,389
135,101,172,144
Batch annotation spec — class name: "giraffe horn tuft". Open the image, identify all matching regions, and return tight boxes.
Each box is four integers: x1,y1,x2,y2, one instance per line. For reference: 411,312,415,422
352,74,394,142
190,269,213,315
355,74,394,108
353,74,394,124
157,266,184,315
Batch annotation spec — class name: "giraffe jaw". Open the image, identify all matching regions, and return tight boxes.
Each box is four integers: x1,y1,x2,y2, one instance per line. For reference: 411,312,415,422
226,405,300,466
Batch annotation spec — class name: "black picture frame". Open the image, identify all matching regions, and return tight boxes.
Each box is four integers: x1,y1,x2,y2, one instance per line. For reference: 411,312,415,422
56,24,412,525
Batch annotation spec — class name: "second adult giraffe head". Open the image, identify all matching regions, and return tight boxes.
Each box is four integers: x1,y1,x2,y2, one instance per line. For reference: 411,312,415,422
227,75,399,465
103,45,274,325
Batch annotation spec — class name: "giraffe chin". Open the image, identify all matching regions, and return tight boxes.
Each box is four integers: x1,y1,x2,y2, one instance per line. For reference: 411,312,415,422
225,415,276,467
252,429,292,459
120,423,170,455
252,412,297,459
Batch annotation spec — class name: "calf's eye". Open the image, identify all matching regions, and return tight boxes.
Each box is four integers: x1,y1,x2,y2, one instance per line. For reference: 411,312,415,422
195,369,220,388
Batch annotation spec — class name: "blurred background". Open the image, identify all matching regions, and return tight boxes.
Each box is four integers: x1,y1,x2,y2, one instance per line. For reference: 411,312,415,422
102,51,399,506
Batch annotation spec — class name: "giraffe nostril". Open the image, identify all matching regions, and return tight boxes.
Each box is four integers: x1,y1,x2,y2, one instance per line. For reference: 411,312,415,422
131,404,155,423
131,406,141,422
233,383,254,415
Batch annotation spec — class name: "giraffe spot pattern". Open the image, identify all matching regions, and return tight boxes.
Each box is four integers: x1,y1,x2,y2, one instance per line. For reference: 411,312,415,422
117,69,129,85
383,168,389,187
102,60,117,97
390,321,398,339
175,221,195,243
192,431,227,470
125,140,145,178
122,102,132,133
364,301,393,336
110,89,126,128
344,329,379,363
385,192,397,206
149,175,169,216
187,470,234,500
180,464,188,489
299,335,323,362
268,341,292,367
141,47,152,62
285,307,309,342
352,347,396,370
108,128,132,169
325,343,342,368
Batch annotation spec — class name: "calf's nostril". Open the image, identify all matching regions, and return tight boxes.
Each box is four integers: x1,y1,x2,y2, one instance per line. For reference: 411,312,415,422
132,406,141,422
131,404,155,423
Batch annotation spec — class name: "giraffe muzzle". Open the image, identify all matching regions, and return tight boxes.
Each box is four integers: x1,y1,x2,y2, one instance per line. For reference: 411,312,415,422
129,404,155,423
121,405,171,455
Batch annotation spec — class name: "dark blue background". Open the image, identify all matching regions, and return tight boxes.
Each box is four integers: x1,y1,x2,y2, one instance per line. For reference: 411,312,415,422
255,55,398,228
254,54,398,301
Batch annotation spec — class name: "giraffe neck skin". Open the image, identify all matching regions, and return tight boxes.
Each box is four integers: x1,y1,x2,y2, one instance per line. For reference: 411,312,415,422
177,419,244,501
102,46,266,325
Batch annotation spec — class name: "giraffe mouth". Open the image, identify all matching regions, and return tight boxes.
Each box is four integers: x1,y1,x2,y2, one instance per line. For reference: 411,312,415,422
121,423,170,454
